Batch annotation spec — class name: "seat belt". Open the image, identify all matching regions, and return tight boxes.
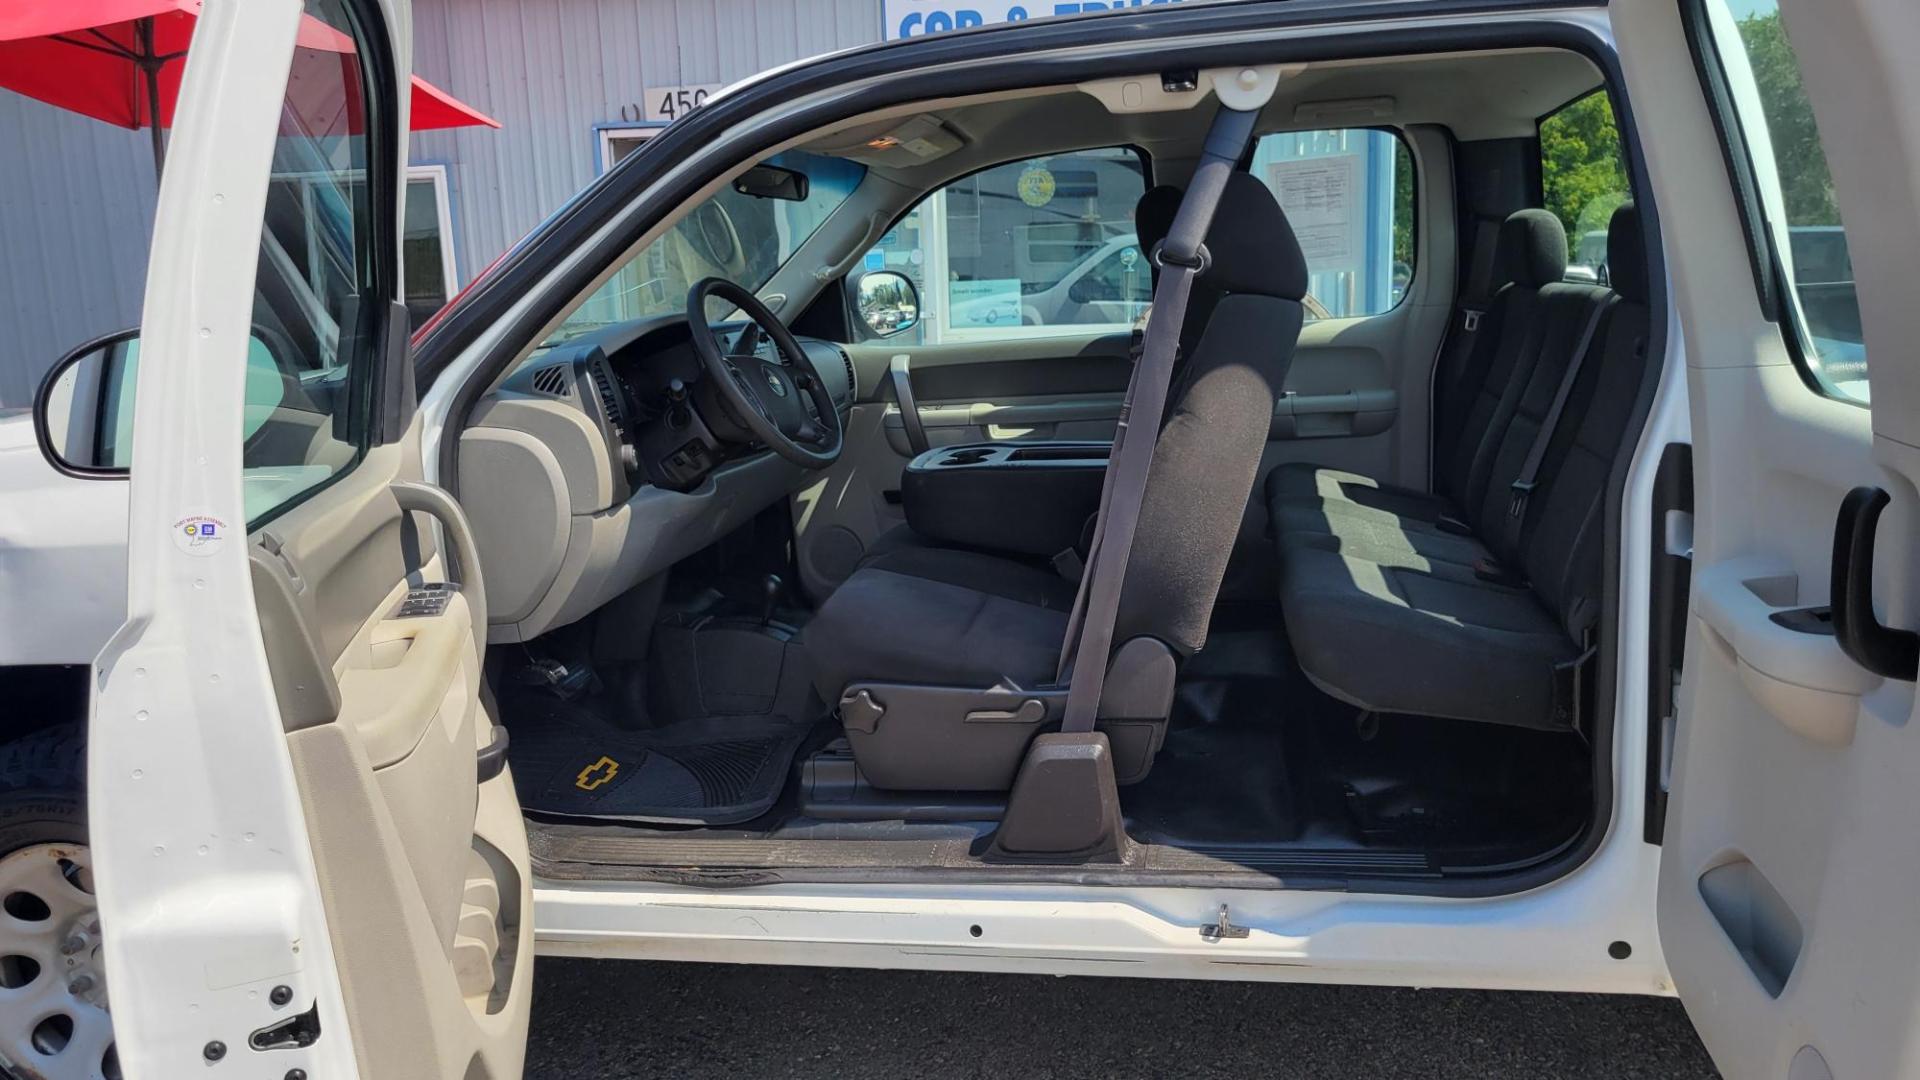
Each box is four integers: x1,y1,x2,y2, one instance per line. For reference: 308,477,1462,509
1433,216,1503,477
1502,296,1616,552
1055,105,1258,734
1457,216,1503,335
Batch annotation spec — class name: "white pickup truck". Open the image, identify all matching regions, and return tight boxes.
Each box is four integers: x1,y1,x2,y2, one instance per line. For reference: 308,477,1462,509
0,391,127,815
6,1,1920,1079
0,400,131,674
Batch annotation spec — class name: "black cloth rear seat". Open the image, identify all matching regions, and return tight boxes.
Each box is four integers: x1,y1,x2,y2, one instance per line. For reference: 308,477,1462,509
1268,209,1574,558
1268,205,1651,730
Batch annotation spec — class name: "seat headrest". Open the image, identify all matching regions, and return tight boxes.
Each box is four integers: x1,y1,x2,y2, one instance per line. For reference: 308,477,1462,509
1498,208,1569,288
1195,172,1308,301
1606,203,1647,303
1134,185,1183,264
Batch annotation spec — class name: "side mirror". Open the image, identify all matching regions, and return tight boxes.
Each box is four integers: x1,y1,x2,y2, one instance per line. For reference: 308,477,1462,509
855,270,920,338
34,330,142,476
35,329,291,476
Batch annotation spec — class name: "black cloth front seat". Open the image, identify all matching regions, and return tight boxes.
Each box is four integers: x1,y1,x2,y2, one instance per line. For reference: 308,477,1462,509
807,172,1309,746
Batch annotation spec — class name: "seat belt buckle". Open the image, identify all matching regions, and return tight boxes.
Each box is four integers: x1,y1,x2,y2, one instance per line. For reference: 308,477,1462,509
1461,308,1484,333
1051,547,1085,583
1507,479,1536,519
1472,556,1527,589
1554,629,1601,737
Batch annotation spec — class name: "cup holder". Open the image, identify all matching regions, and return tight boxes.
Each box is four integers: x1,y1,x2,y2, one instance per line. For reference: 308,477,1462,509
942,448,994,466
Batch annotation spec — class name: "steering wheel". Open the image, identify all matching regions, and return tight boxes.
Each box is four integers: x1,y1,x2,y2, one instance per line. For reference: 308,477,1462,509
686,277,844,469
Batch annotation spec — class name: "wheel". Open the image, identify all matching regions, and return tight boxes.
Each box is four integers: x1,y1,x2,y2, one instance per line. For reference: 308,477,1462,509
0,728,115,1080
685,276,845,469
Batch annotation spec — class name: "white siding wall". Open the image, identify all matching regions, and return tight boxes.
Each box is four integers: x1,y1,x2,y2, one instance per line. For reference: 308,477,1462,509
0,0,884,406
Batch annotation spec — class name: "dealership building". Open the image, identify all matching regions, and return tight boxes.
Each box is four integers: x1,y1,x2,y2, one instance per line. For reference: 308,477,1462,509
0,0,1411,405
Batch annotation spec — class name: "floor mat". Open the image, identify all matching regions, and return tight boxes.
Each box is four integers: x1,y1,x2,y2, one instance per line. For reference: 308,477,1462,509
506,701,812,825
1122,619,1591,869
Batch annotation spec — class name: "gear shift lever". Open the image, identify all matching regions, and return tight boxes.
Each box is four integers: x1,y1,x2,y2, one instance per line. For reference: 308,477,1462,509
760,573,783,627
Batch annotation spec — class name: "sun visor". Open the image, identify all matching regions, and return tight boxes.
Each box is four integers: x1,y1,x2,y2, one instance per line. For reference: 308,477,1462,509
811,114,967,167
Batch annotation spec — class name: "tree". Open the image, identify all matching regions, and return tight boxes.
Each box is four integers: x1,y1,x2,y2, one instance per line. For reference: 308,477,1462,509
1537,14,1838,244
1738,11,1840,226
1392,140,1415,270
1540,92,1629,257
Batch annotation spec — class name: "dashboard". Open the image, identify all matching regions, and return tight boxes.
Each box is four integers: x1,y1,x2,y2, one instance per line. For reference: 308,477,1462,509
457,315,856,643
521,314,857,496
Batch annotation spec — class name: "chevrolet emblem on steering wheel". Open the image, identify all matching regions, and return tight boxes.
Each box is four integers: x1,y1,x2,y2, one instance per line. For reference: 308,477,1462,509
764,368,789,397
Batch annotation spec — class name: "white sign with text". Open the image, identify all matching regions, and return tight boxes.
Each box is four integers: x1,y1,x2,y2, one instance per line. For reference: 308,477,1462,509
643,83,724,123
1268,156,1358,264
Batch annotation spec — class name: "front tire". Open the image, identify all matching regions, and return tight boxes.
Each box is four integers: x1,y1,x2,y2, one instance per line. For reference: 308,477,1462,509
0,728,114,1080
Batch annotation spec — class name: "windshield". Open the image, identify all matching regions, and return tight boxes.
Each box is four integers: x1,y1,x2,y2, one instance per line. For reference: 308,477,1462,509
550,150,865,344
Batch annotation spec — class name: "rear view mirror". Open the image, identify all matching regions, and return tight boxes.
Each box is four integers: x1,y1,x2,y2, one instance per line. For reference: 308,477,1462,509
35,329,289,476
855,270,921,337
733,164,810,201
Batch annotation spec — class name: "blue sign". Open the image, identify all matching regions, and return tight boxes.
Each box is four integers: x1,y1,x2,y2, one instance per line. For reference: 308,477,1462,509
883,0,1184,41
865,251,887,272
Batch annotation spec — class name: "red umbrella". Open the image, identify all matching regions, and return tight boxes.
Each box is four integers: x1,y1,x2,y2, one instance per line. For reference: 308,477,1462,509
0,0,498,176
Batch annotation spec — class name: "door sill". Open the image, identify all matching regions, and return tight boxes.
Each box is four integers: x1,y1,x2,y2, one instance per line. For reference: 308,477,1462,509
526,819,1585,896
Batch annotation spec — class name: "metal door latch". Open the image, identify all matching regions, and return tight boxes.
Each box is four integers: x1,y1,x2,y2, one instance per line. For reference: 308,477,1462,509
1199,904,1249,942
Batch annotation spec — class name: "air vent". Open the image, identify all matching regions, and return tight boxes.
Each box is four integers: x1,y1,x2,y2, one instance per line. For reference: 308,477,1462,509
530,365,570,397
587,360,625,436
837,347,856,403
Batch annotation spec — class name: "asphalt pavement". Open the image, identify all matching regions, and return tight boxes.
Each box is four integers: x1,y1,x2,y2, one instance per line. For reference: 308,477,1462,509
526,957,1717,1078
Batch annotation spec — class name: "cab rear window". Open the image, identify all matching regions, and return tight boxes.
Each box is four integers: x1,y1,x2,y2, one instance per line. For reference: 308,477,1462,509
1540,91,1630,285
1248,128,1416,319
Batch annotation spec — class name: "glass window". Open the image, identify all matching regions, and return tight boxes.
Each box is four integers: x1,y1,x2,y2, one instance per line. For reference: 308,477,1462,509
599,127,661,173
1540,92,1631,285
1707,0,1866,403
551,149,867,344
1249,129,1415,319
402,169,456,331
863,148,1150,344
243,0,393,525
268,169,454,335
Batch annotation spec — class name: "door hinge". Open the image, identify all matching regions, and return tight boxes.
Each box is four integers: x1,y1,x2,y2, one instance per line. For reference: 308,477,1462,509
1199,904,1249,942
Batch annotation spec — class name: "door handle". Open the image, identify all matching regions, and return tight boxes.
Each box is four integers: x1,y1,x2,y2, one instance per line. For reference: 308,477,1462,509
1831,486,1918,681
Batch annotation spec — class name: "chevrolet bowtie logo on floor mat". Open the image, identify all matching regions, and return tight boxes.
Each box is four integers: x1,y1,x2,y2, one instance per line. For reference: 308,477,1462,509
575,755,621,791
504,699,812,823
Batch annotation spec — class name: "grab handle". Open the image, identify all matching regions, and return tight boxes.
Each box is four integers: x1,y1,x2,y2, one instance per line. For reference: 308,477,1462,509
889,354,929,455
1831,486,1918,681
392,481,489,659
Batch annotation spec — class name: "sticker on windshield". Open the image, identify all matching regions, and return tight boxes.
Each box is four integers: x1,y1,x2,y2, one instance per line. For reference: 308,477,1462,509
1017,164,1056,208
172,514,229,557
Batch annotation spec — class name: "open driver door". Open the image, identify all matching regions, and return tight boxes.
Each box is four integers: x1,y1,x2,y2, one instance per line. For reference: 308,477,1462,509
87,0,533,1076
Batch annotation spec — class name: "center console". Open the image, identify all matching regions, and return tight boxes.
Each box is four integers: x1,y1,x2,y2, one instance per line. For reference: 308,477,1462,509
900,440,1111,558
